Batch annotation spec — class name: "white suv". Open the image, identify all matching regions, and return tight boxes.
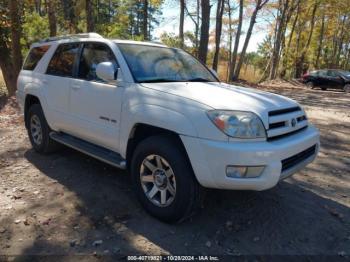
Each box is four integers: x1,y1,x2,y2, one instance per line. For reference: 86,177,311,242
17,33,320,222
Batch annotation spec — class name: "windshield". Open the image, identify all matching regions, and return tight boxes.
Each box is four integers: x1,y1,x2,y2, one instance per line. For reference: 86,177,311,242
117,43,218,83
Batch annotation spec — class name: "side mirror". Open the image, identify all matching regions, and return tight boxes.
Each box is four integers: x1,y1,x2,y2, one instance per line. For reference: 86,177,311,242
96,62,116,83
210,68,219,79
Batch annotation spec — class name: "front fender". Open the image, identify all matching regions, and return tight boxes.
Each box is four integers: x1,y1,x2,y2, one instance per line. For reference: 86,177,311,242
119,104,198,158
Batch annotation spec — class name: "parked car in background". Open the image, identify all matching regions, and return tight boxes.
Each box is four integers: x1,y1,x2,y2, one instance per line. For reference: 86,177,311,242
302,69,350,92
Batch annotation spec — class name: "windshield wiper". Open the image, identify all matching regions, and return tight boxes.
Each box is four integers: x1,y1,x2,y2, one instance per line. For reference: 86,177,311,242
140,78,182,83
186,78,212,82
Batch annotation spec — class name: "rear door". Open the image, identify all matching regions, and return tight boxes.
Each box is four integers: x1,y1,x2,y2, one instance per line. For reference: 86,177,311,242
316,70,329,87
44,43,80,130
68,42,123,151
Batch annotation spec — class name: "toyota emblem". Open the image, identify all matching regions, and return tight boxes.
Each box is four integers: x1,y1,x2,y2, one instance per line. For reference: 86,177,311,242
291,118,296,127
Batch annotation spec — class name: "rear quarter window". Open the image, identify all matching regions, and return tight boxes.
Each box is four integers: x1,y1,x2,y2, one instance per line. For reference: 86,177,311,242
23,45,50,71
46,43,80,77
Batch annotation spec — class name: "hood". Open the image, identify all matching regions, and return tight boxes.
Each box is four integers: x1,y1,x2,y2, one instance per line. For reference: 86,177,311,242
140,82,299,125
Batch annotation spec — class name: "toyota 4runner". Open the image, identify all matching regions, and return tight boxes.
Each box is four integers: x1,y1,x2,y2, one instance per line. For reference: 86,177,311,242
17,33,320,222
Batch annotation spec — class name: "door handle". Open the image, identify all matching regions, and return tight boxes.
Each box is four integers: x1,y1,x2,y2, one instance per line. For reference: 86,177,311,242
71,84,81,90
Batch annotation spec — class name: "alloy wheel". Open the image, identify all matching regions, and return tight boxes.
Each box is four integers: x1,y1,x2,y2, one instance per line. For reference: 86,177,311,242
30,115,43,145
139,154,176,207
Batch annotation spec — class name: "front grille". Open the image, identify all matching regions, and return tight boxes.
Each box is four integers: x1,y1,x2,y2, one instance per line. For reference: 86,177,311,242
281,145,316,172
267,106,308,140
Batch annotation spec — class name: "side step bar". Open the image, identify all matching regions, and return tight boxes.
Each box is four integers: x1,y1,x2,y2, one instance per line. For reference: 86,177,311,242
50,132,126,169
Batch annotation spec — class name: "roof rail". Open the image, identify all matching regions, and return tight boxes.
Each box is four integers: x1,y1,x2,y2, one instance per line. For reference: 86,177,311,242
39,32,103,43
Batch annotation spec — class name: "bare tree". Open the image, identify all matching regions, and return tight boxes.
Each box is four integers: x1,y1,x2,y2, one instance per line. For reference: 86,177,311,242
9,0,22,75
86,0,95,32
143,0,149,40
228,0,243,81
47,0,57,36
234,0,269,80
0,0,23,95
179,0,185,48
198,0,211,63
315,11,326,68
212,0,225,71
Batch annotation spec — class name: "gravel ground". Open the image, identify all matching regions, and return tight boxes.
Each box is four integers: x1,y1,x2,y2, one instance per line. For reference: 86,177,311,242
0,84,349,260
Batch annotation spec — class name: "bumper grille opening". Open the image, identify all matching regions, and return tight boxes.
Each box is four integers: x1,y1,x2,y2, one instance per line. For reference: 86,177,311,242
281,145,316,172
268,106,301,116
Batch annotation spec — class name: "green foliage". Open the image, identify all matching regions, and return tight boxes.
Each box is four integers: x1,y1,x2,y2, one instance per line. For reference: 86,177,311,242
22,12,50,52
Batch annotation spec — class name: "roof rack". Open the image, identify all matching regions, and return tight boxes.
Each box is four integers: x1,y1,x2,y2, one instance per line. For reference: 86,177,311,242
39,32,103,43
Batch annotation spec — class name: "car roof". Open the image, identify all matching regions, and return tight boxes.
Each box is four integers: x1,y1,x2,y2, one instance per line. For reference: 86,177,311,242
30,33,167,49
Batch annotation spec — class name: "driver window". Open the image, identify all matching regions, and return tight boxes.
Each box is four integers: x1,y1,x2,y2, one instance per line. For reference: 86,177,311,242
78,43,118,82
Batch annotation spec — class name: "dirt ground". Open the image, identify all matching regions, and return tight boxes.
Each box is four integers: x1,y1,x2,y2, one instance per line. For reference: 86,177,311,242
0,83,349,260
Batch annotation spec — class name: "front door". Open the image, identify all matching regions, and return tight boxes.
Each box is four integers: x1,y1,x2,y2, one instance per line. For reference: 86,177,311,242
327,70,344,89
68,42,123,152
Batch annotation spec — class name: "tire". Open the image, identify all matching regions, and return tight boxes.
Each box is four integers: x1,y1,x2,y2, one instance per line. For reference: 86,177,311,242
321,86,327,91
344,84,350,93
306,81,314,89
131,135,202,223
27,104,60,154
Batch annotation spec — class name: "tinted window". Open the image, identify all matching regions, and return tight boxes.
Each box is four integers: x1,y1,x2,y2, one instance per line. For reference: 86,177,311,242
317,70,327,77
23,45,50,71
327,70,338,77
46,43,80,77
78,43,118,82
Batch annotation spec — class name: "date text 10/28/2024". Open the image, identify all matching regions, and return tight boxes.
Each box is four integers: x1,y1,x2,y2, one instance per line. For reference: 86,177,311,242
127,256,220,261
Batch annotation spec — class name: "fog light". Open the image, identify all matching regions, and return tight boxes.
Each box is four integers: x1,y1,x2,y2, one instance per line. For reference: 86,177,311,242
226,166,247,178
226,166,265,178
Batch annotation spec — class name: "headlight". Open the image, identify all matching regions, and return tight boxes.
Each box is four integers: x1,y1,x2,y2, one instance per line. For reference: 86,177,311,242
207,110,266,139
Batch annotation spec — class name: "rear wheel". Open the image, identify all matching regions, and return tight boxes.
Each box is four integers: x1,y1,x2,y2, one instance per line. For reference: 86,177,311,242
131,135,202,223
306,81,315,89
344,84,350,93
321,86,327,91
27,104,60,154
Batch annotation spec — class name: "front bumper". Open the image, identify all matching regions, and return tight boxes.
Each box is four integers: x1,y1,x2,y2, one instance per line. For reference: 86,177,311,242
181,125,320,191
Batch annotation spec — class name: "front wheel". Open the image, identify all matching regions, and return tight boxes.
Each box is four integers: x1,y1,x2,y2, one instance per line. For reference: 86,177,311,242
131,136,202,223
344,84,350,93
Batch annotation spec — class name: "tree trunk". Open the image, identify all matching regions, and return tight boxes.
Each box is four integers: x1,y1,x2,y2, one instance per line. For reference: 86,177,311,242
143,0,149,40
269,0,289,79
9,0,22,76
315,12,325,68
228,0,243,81
198,0,211,64
297,1,318,77
0,58,17,96
226,0,233,81
196,0,200,53
179,0,185,48
212,0,225,71
234,0,268,79
86,0,95,32
47,0,57,36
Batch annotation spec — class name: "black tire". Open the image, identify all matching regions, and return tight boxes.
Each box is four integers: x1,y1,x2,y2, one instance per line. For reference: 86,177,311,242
344,84,350,93
306,81,314,89
26,104,60,154
321,86,327,91
131,135,202,223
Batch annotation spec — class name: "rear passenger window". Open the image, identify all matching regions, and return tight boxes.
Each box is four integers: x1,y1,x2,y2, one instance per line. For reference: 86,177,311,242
78,43,118,82
23,45,50,71
46,43,79,77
